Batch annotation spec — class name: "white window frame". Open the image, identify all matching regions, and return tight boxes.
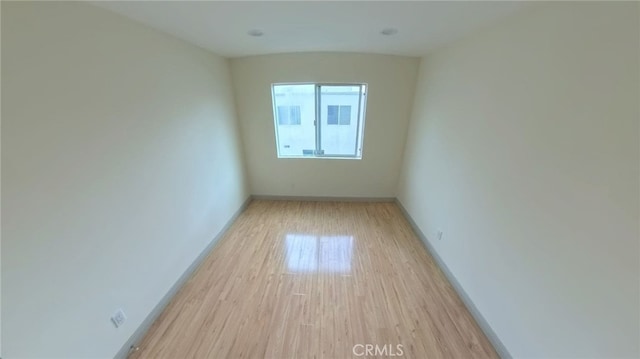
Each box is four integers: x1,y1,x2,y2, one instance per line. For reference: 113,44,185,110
271,83,368,159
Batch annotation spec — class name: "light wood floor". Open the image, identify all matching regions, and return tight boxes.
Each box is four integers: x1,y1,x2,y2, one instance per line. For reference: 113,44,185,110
129,200,497,359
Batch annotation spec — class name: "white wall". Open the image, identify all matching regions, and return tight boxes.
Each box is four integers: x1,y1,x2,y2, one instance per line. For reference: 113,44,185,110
0,1,2,358
231,53,419,198
398,2,639,357
0,2,3,354
1,2,248,358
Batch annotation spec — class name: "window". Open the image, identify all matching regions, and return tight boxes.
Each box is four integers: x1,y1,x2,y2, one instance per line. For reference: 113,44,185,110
272,83,367,159
277,105,301,125
327,105,351,125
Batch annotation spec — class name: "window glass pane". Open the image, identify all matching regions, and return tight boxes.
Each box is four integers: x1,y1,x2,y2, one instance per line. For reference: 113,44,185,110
319,85,361,156
327,105,339,125
273,84,315,156
339,105,351,125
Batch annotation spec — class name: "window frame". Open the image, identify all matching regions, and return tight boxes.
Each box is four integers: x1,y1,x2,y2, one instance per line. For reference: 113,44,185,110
271,82,368,160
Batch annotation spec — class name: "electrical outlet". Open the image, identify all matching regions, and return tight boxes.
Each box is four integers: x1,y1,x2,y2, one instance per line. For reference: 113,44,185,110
436,230,444,241
111,308,127,328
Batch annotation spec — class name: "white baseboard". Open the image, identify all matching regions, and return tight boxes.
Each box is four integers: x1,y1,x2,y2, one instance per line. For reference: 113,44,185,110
114,196,253,359
251,195,395,202
395,198,512,359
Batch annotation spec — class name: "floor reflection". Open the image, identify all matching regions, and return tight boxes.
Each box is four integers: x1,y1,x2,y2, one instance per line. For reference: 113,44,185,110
285,234,354,273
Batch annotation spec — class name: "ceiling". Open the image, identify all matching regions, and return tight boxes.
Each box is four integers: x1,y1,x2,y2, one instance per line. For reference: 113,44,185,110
93,1,531,58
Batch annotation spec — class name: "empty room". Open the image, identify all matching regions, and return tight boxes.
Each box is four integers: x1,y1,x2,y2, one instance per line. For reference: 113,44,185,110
2,1,638,358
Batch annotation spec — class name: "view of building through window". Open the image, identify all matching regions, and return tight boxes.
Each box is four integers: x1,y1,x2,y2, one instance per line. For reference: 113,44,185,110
272,83,367,158
277,105,301,125
327,105,351,125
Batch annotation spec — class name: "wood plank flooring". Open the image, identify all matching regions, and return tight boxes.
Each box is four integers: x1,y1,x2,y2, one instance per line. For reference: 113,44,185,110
129,200,498,359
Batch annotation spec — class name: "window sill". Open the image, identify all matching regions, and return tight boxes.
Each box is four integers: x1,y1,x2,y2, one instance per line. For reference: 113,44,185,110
276,156,362,160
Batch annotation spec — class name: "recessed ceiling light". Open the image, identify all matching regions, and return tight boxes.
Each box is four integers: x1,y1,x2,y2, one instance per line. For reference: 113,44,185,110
381,28,398,36
248,29,264,37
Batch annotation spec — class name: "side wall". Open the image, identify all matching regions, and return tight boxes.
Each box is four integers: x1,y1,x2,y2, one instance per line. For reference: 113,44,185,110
231,53,419,198
2,2,248,357
398,2,639,357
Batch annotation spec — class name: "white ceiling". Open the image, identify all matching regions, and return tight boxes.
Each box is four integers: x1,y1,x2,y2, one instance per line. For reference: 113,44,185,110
93,1,531,58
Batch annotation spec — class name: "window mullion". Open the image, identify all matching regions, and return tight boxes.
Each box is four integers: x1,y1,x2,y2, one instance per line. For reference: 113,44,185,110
315,85,322,156
355,85,363,156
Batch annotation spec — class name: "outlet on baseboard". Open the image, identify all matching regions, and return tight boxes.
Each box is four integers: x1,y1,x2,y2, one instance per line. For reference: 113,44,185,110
436,229,444,241
111,308,127,328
